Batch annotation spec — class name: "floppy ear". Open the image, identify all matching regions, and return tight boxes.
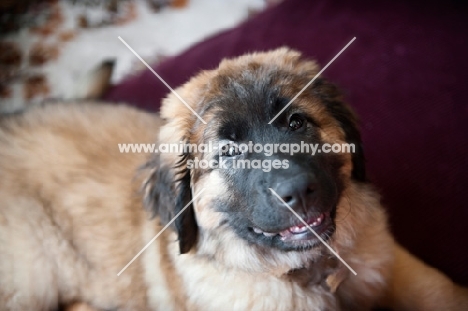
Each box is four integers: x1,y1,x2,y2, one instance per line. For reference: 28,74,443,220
142,79,210,254
314,79,367,182
143,72,215,253
142,151,198,254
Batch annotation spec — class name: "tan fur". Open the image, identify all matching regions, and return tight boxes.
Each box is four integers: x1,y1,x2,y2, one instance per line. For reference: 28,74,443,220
0,102,163,310
0,49,467,311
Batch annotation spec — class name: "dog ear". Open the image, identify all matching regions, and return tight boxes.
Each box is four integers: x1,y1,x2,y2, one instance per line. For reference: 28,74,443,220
142,151,199,254
314,79,367,182
142,81,208,254
173,156,198,253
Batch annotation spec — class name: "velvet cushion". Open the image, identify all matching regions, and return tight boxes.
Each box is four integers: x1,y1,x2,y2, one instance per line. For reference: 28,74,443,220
104,0,468,285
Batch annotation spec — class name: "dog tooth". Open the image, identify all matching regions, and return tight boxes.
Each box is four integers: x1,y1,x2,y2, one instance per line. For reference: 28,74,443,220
263,232,276,237
310,214,324,227
290,226,307,233
253,227,263,234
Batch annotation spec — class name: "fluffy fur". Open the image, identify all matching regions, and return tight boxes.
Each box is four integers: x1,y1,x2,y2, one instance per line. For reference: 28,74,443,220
0,49,466,311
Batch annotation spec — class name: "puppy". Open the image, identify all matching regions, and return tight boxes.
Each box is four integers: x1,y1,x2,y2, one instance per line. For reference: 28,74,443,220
0,48,466,311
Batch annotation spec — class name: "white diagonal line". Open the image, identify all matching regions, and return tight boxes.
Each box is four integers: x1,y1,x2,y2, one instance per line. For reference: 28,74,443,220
268,37,356,124
118,36,207,124
117,188,206,276
269,188,357,275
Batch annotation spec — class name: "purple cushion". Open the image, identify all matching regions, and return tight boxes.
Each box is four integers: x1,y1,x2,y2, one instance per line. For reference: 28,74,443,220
104,0,468,285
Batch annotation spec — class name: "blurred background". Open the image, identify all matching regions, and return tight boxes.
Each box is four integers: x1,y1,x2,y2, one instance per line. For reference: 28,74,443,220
1,0,467,287
0,0,279,112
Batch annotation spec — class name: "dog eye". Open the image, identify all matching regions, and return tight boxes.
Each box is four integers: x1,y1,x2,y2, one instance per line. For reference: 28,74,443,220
289,114,305,131
221,143,242,157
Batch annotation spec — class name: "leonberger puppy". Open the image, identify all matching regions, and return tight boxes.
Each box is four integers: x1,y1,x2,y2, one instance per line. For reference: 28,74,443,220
0,48,467,311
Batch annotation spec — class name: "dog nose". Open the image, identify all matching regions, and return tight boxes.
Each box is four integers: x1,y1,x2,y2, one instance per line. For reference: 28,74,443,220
272,173,317,212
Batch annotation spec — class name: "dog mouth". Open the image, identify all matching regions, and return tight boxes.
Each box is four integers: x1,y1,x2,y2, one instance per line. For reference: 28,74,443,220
251,212,332,243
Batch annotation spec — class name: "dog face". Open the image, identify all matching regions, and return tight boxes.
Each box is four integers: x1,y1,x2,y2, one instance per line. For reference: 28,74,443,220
144,48,365,265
